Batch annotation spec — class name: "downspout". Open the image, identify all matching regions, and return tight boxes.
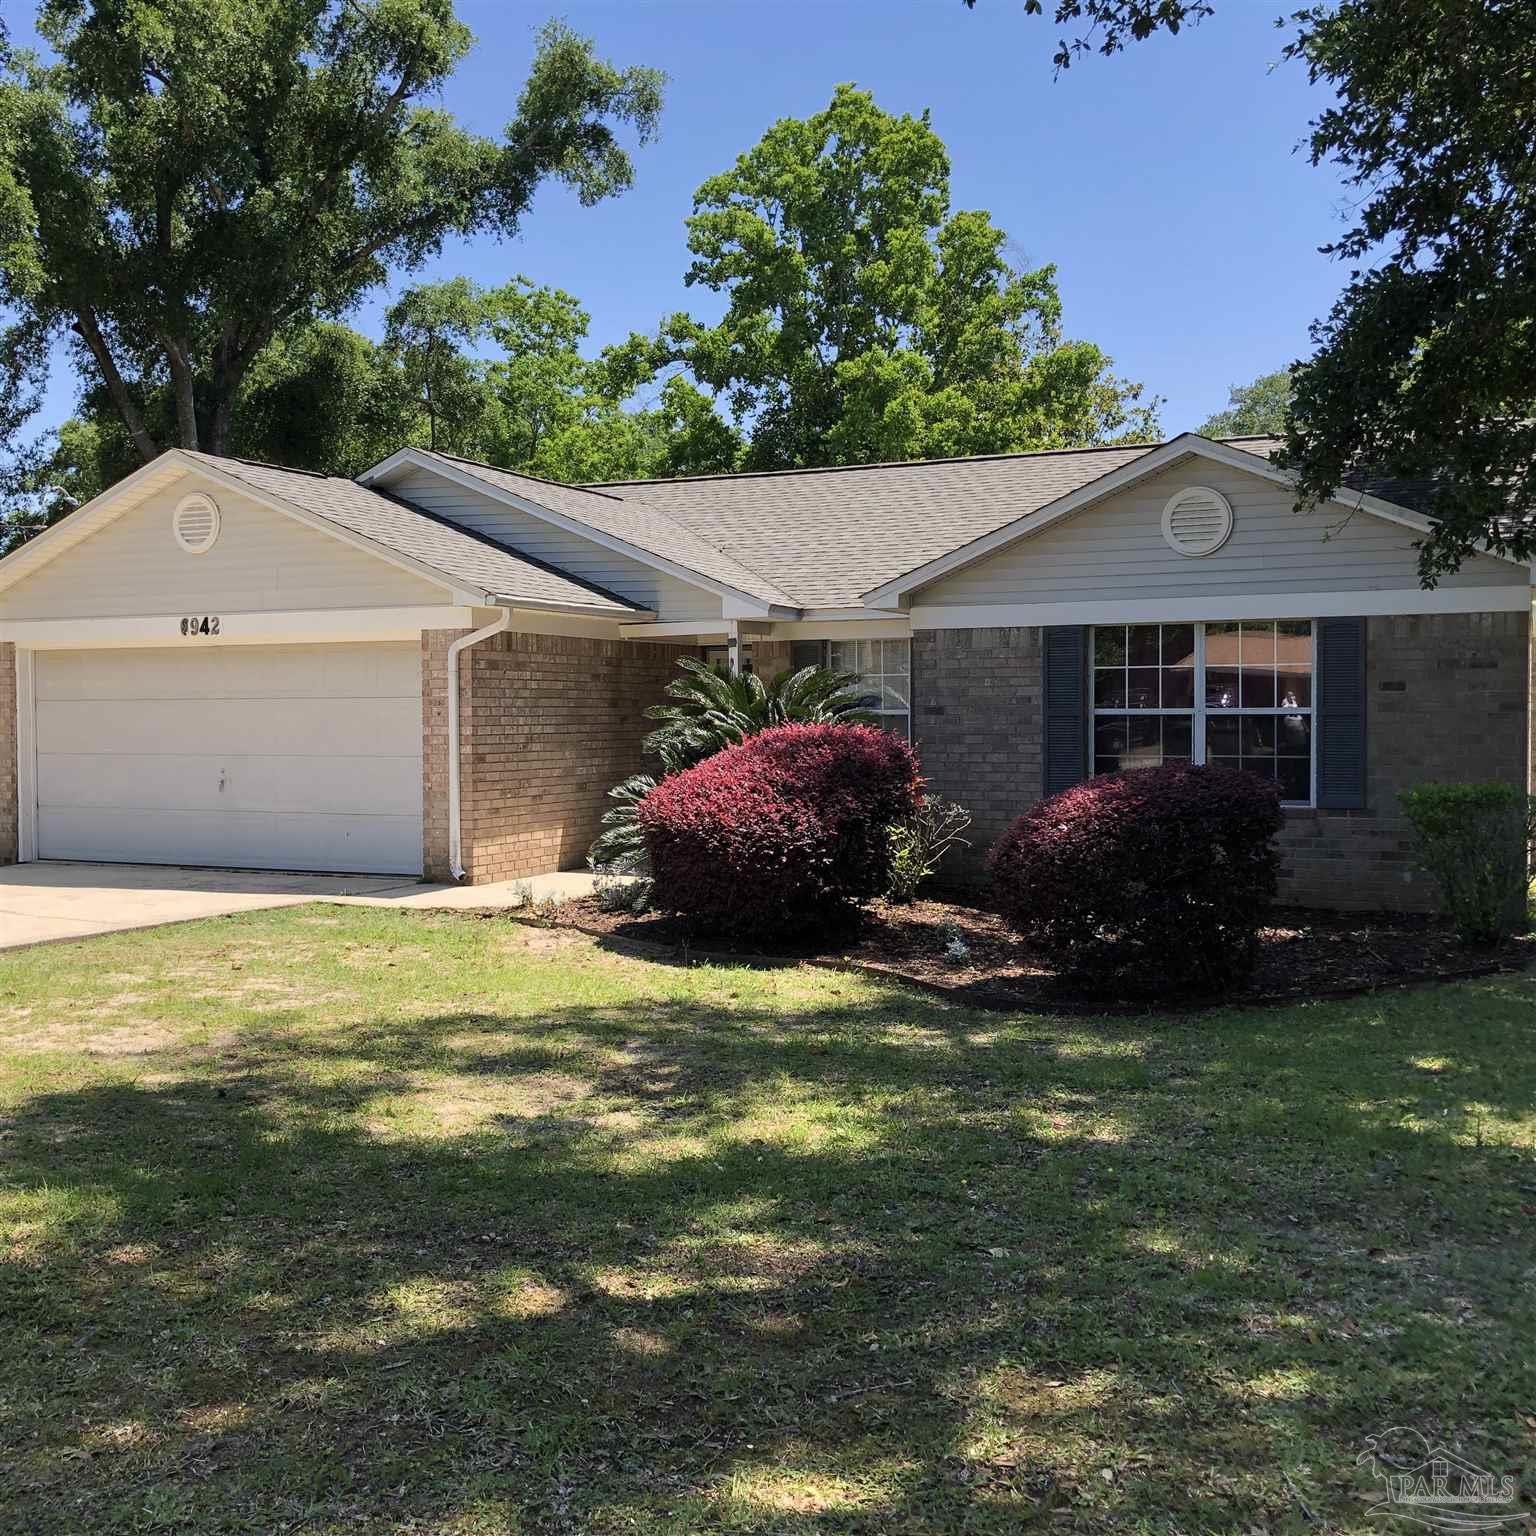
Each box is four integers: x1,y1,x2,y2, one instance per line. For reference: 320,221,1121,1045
447,606,512,881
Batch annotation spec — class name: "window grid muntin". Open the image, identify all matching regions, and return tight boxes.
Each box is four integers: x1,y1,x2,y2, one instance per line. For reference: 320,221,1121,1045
1092,620,1315,806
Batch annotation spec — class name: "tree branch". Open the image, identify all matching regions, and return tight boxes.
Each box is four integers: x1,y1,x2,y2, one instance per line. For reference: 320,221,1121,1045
70,310,160,464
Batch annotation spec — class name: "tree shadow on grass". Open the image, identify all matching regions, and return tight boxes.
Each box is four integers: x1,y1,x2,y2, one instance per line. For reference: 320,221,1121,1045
3,972,1536,1533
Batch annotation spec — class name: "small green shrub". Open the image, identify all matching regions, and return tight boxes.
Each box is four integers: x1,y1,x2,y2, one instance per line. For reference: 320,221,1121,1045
887,795,973,903
1399,782,1535,943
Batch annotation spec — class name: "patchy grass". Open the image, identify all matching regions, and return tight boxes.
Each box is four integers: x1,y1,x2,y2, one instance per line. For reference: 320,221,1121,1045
2,906,1535,1534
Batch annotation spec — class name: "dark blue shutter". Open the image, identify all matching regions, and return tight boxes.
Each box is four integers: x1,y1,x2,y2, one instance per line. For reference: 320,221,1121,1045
1043,625,1089,796
1316,617,1367,809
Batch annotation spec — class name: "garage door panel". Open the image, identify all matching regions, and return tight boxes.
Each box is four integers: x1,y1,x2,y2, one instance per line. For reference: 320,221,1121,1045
33,643,424,875
39,807,422,874
38,752,422,817
37,696,421,758
36,642,421,701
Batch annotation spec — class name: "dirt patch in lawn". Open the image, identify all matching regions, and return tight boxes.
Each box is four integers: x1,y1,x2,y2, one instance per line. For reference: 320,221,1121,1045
546,895,1536,1011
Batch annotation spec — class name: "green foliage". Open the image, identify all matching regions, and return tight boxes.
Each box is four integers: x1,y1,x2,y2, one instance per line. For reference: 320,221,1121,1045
642,657,879,774
886,795,973,904
1199,368,1292,438
1399,782,1535,945
659,84,1159,470
1272,2,1536,583
0,4,662,460
964,1,1213,70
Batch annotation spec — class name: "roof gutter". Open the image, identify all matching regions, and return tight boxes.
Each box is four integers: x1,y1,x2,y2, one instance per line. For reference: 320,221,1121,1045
447,605,512,881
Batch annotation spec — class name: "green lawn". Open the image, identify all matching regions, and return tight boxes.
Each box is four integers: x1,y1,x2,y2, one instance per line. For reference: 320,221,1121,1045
1,907,1533,1534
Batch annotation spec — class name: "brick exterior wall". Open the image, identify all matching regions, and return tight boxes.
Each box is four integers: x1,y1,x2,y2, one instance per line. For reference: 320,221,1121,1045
422,628,686,885
1277,611,1531,911
912,613,1532,913
0,642,15,865
912,627,1043,878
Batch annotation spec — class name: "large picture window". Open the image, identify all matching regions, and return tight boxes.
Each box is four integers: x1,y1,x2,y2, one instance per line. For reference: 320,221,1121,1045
1092,620,1315,804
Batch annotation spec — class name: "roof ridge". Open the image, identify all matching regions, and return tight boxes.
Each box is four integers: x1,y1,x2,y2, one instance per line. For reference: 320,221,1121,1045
586,438,1163,490
428,450,629,504
185,449,336,481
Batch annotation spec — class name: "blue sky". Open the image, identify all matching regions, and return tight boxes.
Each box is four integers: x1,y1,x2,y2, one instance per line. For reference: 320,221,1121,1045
21,0,1355,441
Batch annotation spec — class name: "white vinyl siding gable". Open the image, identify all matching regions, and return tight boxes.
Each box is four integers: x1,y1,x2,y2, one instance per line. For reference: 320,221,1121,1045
387,468,724,622
915,460,1528,607
0,480,450,621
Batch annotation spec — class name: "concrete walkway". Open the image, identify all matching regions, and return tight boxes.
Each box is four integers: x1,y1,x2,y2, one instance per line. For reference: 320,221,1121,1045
0,863,606,951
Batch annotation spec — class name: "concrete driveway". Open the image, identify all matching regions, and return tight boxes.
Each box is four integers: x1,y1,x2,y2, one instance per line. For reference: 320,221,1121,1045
0,863,424,950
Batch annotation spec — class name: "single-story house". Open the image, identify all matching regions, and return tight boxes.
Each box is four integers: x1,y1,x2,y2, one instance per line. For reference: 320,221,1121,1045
0,431,1528,910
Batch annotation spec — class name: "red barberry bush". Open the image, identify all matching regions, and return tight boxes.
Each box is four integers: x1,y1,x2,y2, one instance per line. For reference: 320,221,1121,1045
988,764,1285,997
638,723,922,937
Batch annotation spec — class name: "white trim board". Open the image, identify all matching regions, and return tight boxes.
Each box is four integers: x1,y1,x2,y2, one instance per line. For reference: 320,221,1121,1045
0,605,480,651
911,586,1532,630
861,433,1534,606
14,646,36,863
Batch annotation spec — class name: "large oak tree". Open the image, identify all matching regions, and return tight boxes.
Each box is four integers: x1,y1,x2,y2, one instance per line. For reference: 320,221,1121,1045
0,2,662,462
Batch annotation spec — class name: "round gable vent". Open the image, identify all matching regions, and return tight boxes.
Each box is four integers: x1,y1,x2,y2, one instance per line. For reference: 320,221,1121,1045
173,491,221,554
1161,485,1233,558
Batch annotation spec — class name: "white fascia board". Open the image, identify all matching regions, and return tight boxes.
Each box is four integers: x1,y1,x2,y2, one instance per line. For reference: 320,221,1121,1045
366,448,775,613
619,620,730,641
0,604,481,650
860,434,1532,607
910,585,1532,631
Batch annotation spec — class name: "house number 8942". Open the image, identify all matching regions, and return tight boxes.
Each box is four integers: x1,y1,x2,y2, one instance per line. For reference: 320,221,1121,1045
180,616,221,637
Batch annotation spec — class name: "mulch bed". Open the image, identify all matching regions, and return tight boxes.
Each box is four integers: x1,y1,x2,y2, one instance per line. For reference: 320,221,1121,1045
545,893,1536,1012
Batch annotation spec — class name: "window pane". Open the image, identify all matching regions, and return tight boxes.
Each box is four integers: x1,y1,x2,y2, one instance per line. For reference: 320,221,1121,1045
1162,667,1195,708
1210,756,1241,774
881,639,910,677
881,681,909,711
1240,669,1277,708
1205,621,1240,669
1128,625,1160,668
1278,755,1311,802
1127,667,1160,708
1279,713,1310,755
1164,715,1193,758
1206,669,1240,709
1095,670,1128,708
1207,716,1240,755
829,640,855,673
1095,626,1127,666
1243,758,1278,784
1240,621,1276,665
1241,715,1278,755
1162,624,1196,668
1277,670,1312,708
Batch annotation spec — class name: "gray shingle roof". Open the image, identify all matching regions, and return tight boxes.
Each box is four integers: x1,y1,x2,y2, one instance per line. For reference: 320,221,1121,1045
187,453,641,614
595,444,1160,608
421,453,798,609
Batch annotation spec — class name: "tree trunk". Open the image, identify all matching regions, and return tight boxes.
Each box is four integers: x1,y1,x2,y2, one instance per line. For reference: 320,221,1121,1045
163,338,200,450
71,311,160,464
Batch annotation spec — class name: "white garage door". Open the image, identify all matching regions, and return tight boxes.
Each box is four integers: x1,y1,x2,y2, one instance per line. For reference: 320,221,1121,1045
34,643,424,875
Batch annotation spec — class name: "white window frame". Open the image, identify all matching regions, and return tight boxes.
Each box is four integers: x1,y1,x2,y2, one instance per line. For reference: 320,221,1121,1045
1090,619,1317,808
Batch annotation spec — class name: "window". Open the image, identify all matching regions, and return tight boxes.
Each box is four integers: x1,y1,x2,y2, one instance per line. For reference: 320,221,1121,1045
700,644,753,675
1092,620,1315,804
792,638,911,737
